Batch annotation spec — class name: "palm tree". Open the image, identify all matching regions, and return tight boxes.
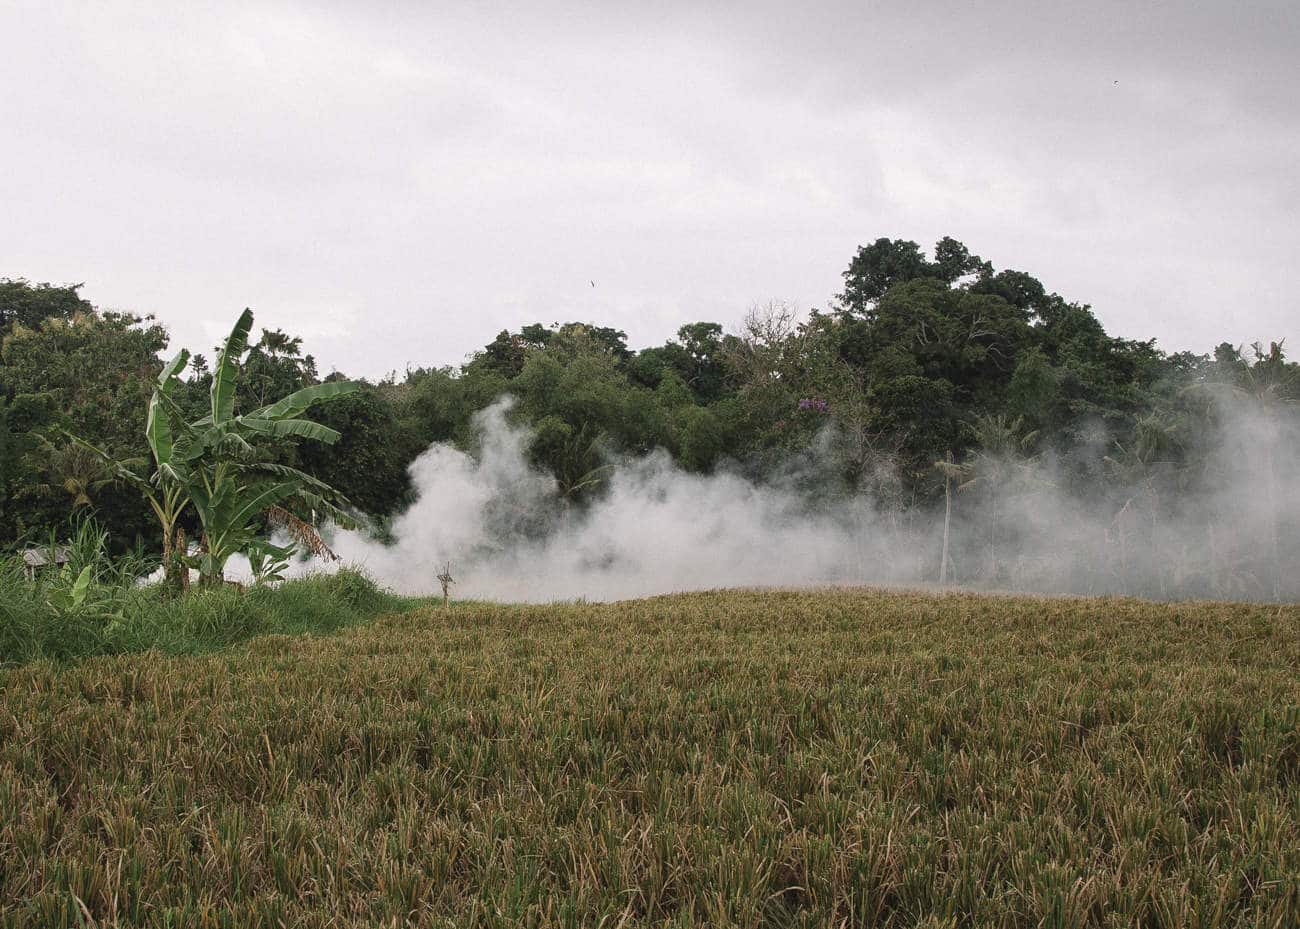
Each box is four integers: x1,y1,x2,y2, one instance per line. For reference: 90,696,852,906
553,423,611,501
1103,413,1179,596
25,437,118,510
1227,343,1298,598
1189,341,1299,599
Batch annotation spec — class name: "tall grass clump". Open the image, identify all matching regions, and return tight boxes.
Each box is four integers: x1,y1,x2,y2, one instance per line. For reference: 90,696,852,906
0,546,404,666
139,568,403,650
0,520,152,663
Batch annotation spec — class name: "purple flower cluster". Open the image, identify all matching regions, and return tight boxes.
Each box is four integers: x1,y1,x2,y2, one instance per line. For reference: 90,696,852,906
798,397,829,413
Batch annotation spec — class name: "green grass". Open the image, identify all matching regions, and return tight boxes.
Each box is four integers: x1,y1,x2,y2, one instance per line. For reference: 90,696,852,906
0,567,417,665
2,588,1299,927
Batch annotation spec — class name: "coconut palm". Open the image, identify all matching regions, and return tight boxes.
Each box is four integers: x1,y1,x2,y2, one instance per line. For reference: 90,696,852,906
1103,413,1179,596
1188,341,1299,599
1226,342,1298,599
24,436,118,509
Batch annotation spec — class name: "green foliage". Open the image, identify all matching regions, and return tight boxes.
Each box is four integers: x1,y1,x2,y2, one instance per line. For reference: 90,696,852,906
0,560,399,665
0,278,91,332
0,305,168,545
838,235,990,313
1006,346,1060,429
3,236,1297,585
244,539,294,586
296,382,414,516
62,309,361,590
23,435,118,509
631,321,727,402
148,310,360,585
0,309,166,451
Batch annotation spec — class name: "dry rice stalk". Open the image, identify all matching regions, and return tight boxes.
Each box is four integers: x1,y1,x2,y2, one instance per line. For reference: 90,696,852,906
267,505,339,562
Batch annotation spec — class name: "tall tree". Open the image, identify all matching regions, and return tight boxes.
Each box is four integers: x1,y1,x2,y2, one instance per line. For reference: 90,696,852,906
0,279,92,333
1,309,167,544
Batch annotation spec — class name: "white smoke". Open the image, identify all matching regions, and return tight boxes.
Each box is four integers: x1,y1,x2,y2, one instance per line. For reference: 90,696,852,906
324,401,924,600
254,394,1298,603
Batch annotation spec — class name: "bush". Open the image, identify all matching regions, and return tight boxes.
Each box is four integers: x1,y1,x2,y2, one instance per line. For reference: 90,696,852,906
0,558,404,666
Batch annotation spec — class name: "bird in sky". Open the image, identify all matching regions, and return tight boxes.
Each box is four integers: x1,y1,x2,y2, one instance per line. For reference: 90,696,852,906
590,280,596,287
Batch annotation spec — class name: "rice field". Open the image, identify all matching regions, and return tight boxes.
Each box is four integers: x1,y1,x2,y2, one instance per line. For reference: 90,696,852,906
2,588,1299,927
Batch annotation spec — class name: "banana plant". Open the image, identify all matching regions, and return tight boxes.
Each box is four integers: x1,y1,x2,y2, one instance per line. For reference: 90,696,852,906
75,308,360,589
45,565,93,613
163,309,360,586
44,564,126,630
245,539,294,586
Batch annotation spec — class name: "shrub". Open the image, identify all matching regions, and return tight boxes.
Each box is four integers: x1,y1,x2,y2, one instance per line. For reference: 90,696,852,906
0,558,401,666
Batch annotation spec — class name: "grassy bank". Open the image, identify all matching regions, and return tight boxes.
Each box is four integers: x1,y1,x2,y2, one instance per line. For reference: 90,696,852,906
0,567,410,665
2,588,1299,927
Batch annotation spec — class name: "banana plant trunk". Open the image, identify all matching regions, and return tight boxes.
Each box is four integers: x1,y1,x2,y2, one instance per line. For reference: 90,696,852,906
198,536,224,588
150,484,191,597
160,526,183,595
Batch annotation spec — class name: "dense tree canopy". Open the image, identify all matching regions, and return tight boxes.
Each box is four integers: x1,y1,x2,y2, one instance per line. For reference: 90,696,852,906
0,279,92,333
2,237,1296,598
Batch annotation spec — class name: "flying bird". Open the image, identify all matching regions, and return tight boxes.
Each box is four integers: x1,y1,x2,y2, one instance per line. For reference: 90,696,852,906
590,280,596,287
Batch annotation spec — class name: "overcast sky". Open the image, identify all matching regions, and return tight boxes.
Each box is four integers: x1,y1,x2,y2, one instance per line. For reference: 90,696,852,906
2,1,1296,378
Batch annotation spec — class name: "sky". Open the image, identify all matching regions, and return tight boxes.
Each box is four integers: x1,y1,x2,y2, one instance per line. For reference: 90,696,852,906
2,0,1296,379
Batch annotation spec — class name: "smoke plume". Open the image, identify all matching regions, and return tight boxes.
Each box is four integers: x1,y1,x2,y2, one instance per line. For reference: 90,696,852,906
265,397,1299,603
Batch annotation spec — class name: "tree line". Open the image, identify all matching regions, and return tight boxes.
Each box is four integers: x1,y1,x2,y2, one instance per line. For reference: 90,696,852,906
2,237,1296,596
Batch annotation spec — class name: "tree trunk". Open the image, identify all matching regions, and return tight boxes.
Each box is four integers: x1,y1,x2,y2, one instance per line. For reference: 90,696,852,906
176,527,190,593
939,475,951,586
161,524,177,593
1149,485,1165,599
988,490,999,582
1264,445,1281,601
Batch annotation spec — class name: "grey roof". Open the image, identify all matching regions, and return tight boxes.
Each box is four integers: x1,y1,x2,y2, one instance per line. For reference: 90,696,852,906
21,546,70,567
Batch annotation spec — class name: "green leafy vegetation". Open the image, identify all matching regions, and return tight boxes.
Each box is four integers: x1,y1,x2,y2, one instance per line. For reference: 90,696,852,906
2,589,1297,926
0,527,407,665
68,308,361,590
4,237,1295,598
